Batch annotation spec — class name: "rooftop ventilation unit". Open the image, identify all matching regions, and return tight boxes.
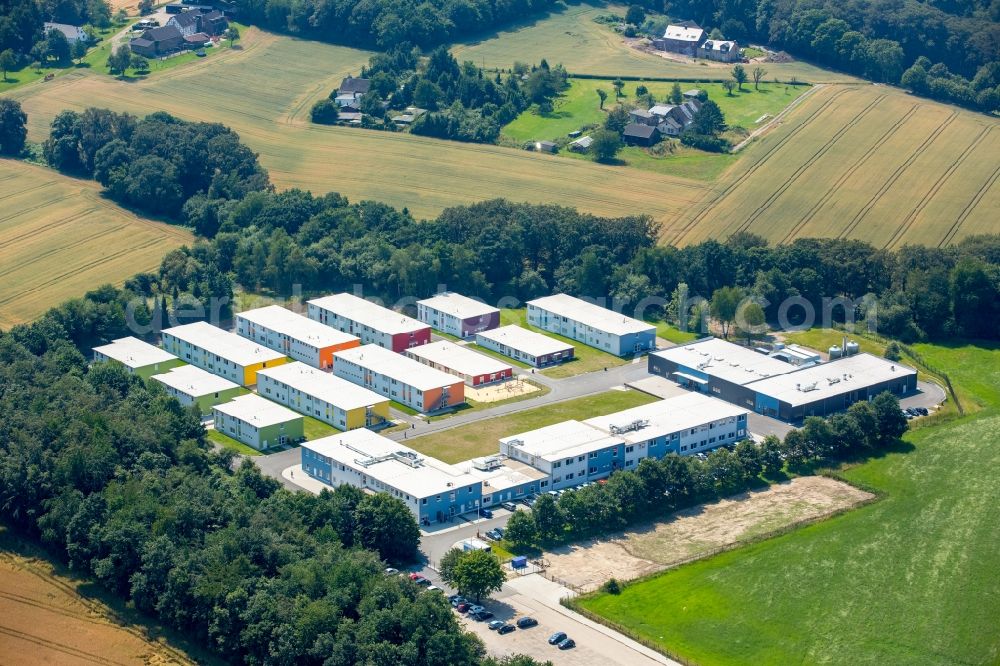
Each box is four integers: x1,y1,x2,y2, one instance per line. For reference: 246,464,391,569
473,456,503,472
609,419,650,434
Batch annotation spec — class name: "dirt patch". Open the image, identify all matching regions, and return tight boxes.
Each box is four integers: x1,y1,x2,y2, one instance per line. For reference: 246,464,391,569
544,476,874,592
466,377,541,403
0,529,209,665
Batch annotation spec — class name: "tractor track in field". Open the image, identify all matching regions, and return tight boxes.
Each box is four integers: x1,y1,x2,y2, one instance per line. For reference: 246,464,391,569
838,110,959,241
938,158,1000,247
665,86,853,246
777,103,920,244
883,124,992,249
0,193,78,226
727,93,887,239
0,220,129,280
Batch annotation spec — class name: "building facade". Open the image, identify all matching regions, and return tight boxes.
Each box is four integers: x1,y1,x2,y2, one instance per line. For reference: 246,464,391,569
93,336,183,379
405,340,513,387
151,364,244,412
698,39,740,62
302,430,483,525
257,361,390,431
526,294,656,356
416,292,500,339
161,321,289,386
333,344,465,413
475,325,574,367
236,305,359,369
212,394,304,450
307,293,431,352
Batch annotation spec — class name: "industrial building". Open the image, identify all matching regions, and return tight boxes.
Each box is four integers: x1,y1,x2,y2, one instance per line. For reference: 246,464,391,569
151,364,244,412
416,292,500,339
212,394,304,451
769,343,821,367
649,337,917,421
526,294,656,356
405,340,513,387
500,393,750,490
457,456,548,507
256,361,390,431
307,293,430,352
92,336,184,379
236,305,359,369
301,429,483,525
744,353,917,421
475,325,574,367
161,321,289,386
334,344,465,413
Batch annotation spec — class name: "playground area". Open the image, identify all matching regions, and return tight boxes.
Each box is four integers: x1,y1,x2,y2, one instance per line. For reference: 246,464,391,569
465,376,542,403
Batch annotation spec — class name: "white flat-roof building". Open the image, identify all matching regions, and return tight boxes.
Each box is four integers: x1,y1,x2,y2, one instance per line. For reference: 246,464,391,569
405,340,513,387
256,361,390,431
456,456,548,506
500,420,625,491
151,364,244,412
307,293,431,352
161,321,289,386
334,344,465,413
769,344,822,367
301,429,482,524
475,325,574,367
236,305,359,369
527,294,656,356
212,394,304,450
93,336,183,379
416,292,500,339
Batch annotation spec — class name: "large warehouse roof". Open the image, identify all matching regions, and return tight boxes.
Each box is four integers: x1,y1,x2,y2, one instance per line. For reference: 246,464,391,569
501,420,624,463
162,322,286,366
308,293,426,335
305,429,479,498
476,325,573,357
257,361,386,410
335,344,460,391
152,364,240,396
213,394,300,427
237,305,358,348
418,292,498,319
406,341,511,377
745,353,917,406
93,336,177,369
584,392,748,443
652,337,795,385
528,294,655,336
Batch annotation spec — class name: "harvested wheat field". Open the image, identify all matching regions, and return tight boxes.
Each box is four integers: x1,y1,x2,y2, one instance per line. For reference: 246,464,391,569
668,84,1000,249
543,476,874,592
0,529,208,665
0,160,192,329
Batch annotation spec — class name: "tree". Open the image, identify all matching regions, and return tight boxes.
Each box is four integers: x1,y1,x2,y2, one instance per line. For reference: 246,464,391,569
691,100,726,135
413,78,443,110
625,4,645,24
352,493,420,563
596,88,608,109
72,40,88,64
530,493,564,543
88,0,112,28
670,82,682,104
732,64,747,90
503,510,538,551
46,29,71,64
740,301,766,343
884,341,902,361
439,547,463,581
590,128,623,163
310,98,340,124
445,549,506,603
115,8,129,22
107,45,131,76
612,78,625,98
752,66,767,90
0,99,28,156
604,105,630,133
224,26,240,47
130,53,149,73
871,391,908,445
1,50,17,82
722,79,735,96
710,286,743,338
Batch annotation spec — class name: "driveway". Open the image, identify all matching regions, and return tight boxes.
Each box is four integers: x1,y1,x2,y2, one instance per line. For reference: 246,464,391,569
902,380,947,411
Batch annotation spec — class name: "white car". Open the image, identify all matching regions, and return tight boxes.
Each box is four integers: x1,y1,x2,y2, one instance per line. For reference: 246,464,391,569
426,585,442,592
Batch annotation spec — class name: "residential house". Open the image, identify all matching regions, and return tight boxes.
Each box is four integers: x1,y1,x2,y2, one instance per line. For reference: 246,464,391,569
92,336,183,379
654,22,705,56
213,394,304,451
129,25,183,57
333,344,465,413
336,76,370,107
623,123,658,146
475,326,574,368
683,89,703,100
44,22,87,43
526,293,656,356
698,39,741,62
628,108,657,126
416,291,499,339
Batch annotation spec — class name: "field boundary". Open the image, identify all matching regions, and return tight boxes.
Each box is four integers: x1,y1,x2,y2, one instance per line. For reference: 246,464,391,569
730,82,824,153
937,137,1000,247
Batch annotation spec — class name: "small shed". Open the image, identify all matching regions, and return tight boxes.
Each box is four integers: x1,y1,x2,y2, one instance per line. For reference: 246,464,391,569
569,135,593,152
536,140,557,153
683,89,703,99
511,555,528,569
568,130,582,138
623,123,658,146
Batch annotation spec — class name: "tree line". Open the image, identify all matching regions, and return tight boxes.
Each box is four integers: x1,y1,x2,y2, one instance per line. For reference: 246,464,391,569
0,0,112,71
503,392,908,551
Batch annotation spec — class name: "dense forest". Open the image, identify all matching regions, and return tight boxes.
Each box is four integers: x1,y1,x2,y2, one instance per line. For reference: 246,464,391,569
655,0,1000,111
313,46,567,143
228,0,560,48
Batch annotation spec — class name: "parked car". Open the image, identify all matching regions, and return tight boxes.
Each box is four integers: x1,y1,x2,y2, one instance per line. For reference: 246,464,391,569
384,567,398,575
516,617,538,629
493,527,504,538
195,49,206,57
455,602,470,613
485,528,503,540
487,620,505,631
548,632,567,645
497,624,516,635
408,572,423,580
468,605,485,615
448,594,466,605
480,508,493,519
470,610,494,621
415,577,432,586
501,502,518,511
426,585,442,592
557,638,576,650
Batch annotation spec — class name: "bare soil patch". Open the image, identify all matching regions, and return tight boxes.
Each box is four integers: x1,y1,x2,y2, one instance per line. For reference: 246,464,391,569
544,476,874,592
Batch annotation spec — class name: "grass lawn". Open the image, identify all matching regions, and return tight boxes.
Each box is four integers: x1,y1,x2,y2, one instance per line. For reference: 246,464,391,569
575,340,1000,665
654,321,701,344
498,308,632,378
407,388,658,463
206,429,262,456
303,415,340,440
